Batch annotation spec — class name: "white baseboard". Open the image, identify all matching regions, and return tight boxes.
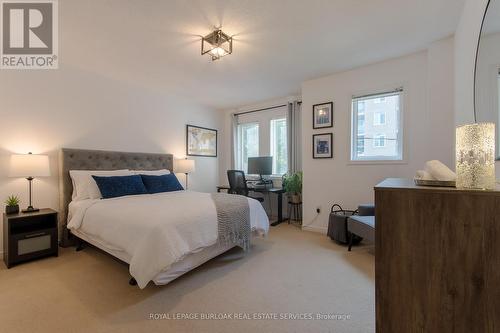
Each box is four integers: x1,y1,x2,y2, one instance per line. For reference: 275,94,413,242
301,224,327,234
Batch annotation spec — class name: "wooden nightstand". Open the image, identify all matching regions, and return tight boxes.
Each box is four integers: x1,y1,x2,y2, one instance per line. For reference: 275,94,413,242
3,208,58,268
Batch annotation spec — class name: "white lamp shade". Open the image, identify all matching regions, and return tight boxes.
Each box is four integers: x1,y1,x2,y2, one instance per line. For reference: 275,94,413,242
9,154,51,178
174,159,195,174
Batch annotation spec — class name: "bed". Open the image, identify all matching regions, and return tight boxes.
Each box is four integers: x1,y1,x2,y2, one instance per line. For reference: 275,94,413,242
58,148,269,288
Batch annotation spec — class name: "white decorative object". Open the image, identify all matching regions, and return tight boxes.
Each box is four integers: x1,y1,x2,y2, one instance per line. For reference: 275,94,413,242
415,170,434,180
424,160,456,181
456,123,496,190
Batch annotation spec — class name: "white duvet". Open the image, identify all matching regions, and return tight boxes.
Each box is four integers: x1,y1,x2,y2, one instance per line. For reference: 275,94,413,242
67,191,269,288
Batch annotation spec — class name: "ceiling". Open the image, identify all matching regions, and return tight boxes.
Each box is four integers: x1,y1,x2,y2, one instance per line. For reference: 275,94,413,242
62,0,465,110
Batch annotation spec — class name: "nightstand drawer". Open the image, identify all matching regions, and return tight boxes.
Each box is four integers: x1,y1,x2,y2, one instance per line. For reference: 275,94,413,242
12,228,57,255
10,228,58,263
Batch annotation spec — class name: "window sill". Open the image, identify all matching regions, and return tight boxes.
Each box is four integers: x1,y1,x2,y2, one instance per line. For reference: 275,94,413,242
348,159,407,166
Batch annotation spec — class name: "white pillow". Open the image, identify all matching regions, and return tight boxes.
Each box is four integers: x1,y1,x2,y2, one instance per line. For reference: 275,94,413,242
131,169,171,176
69,169,133,201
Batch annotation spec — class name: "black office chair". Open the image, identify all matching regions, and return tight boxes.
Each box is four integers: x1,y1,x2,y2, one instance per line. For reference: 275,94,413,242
227,170,264,202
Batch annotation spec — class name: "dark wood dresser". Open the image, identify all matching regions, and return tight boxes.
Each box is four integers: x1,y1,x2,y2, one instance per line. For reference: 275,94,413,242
375,178,500,333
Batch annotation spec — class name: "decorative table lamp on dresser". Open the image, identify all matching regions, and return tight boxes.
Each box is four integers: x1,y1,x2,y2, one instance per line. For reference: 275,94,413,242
9,152,50,212
174,158,195,190
455,122,496,190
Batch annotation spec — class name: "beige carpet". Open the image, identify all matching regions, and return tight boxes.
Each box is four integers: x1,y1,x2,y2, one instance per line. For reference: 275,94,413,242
0,224,374,333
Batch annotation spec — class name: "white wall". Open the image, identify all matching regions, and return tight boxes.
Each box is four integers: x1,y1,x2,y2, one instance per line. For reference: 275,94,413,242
0,67,222,252
301,38,455,232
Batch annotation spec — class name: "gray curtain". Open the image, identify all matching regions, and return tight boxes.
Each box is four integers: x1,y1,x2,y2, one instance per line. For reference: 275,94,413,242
287,101,302,174
230,114,238,169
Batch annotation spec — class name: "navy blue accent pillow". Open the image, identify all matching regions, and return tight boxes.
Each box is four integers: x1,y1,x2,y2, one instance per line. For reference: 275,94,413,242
140,174,184,194
92,175,148,199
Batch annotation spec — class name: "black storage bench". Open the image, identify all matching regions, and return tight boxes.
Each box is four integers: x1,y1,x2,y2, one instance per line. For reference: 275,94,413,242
327,204,361,245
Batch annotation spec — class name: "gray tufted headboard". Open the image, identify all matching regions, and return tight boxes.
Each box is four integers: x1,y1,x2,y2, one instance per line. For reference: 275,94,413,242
58,148,173,246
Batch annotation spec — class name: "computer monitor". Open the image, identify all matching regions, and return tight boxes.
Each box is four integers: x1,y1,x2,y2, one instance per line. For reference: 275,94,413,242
248,156,273,179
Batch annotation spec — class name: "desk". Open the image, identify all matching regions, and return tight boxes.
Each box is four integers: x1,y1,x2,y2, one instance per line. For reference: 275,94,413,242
216,185,286,226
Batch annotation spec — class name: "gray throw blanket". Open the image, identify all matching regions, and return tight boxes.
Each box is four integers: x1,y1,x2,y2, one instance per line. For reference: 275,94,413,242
211,193,251,251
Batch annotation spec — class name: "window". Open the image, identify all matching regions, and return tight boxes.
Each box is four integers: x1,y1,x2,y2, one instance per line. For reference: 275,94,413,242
358,101,365,111
373,112,386,125
351,90,403,161
358,112,365,131
356,135,365,155
237,123,259,173
373,134,386,148
235,106,289,175
270,118,288,175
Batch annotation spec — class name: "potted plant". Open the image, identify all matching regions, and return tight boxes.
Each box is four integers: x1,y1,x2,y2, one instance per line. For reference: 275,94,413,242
283,171,303,204
5,195,20,215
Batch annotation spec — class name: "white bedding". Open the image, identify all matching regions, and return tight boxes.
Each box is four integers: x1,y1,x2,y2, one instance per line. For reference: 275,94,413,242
67,191,269,288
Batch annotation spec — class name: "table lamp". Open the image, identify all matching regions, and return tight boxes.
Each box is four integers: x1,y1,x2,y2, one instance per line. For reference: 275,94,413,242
456,123,496,190
174,159,195,190
9,152,51,212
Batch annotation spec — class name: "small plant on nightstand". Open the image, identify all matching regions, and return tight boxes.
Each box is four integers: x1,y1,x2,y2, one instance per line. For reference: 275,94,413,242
5,195,20,215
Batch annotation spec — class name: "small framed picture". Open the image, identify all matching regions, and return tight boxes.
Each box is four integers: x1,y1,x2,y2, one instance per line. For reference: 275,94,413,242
186,125,218,157
313,133,333,159
313,102,333,129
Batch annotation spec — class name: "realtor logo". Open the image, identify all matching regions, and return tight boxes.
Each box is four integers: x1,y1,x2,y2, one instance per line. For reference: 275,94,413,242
1,0,58,69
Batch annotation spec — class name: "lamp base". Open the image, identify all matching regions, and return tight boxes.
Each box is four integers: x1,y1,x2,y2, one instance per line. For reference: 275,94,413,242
22,206,40,213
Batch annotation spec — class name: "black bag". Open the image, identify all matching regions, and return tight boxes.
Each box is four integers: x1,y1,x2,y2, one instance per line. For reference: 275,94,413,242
327,204,363,245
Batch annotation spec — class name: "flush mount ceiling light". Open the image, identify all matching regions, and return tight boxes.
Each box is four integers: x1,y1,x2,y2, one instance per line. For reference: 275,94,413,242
201,29,232,61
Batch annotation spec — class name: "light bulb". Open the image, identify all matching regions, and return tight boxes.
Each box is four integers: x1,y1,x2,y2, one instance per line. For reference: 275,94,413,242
210,47,226,57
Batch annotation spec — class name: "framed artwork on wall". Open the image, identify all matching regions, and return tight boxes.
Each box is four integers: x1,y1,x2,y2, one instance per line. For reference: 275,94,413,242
186,125,218,157
312,102,333,129
313,133,333,159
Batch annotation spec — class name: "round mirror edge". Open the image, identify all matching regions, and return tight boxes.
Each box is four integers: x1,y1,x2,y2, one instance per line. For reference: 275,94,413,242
473,0,492,123
474,0,500,159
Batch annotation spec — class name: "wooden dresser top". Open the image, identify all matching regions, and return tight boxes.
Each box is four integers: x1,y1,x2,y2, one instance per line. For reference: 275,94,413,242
375,178,500,194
